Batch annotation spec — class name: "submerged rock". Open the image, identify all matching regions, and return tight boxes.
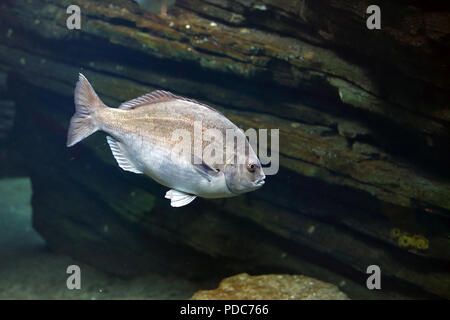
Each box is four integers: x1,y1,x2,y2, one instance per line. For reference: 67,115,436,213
190,273,349,300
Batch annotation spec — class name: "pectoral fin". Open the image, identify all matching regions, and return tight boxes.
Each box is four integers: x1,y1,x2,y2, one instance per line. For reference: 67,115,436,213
165,189,197,207
192,155,220,182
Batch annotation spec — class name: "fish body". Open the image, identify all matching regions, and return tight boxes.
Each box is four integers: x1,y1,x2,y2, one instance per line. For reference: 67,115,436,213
67,74,265,207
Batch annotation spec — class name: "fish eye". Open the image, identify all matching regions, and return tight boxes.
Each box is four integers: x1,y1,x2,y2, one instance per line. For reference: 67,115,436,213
247,163,256,172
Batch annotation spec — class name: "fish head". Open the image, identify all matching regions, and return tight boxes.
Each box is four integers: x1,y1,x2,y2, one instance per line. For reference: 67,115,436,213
223,149,265,195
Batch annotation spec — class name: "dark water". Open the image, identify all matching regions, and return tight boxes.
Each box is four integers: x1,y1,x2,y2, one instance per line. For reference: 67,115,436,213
0,0,449,300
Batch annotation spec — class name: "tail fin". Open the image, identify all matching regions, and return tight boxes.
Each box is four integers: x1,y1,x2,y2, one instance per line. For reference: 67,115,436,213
67,73,106,147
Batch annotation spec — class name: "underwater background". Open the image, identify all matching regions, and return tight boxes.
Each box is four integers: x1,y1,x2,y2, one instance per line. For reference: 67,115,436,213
0,0,449,299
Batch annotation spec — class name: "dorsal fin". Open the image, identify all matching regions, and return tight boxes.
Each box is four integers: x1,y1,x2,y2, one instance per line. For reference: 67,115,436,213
119,90,174,110
119,90,223,115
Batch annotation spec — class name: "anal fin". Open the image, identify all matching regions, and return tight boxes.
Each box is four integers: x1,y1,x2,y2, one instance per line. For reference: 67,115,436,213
106,136,143,174
165,189,197,207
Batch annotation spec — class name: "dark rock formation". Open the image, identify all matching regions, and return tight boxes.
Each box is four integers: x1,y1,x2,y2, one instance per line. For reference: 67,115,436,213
0,0,449,299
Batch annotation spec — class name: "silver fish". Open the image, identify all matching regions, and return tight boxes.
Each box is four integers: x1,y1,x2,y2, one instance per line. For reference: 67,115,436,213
67,74,265,207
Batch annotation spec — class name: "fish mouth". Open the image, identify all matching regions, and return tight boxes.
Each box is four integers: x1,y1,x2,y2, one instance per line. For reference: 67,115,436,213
254,177,265,187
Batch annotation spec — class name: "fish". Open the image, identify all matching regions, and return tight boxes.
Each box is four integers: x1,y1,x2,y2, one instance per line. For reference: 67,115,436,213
66,74,265,207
